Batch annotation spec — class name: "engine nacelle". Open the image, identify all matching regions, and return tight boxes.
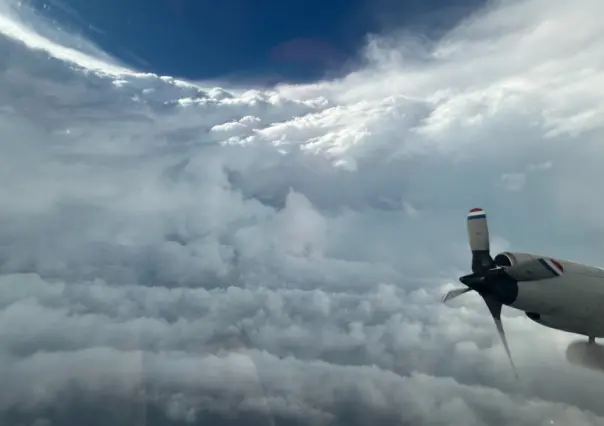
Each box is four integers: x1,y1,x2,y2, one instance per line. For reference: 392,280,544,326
493,251,564,281
494,251,541,267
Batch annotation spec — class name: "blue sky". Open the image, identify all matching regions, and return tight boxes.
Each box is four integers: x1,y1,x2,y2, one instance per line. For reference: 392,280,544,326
34,0,486,82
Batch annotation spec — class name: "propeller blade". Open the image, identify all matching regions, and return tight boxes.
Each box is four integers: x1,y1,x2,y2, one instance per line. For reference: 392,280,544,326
467,208,489,251
467,208,495,274
481,294,519,379
442,287,472,303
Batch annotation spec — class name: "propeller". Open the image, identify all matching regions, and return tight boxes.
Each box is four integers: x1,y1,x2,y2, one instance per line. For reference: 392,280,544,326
442,208,518,378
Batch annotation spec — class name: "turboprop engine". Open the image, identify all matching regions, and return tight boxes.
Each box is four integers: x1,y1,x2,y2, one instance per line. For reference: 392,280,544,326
494,251,539,267
441,208,567,378
494,251,564,281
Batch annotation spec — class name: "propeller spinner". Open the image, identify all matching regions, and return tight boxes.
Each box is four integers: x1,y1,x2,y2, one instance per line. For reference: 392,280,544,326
442,208,518,378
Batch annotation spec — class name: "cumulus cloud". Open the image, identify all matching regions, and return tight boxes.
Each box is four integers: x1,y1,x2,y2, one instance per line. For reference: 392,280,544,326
1,0,604,425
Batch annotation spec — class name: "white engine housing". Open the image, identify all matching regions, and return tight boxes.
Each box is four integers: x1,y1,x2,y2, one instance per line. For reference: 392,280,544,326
494,251,542,267
493,251,565,281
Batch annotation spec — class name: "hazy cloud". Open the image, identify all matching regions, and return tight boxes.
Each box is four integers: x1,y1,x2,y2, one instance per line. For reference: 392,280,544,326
1,0,604,425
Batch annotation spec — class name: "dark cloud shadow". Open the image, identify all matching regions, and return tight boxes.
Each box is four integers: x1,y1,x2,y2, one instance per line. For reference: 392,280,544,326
566,340,604,373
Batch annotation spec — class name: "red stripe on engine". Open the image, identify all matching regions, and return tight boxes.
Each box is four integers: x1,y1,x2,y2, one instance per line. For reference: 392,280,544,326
551,259,564,273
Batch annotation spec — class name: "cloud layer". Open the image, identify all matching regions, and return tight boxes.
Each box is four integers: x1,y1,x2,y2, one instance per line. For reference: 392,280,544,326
1,0,604,424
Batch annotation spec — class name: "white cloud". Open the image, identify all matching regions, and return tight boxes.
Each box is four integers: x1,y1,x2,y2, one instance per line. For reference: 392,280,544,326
499,173,527,191
1,0,604,424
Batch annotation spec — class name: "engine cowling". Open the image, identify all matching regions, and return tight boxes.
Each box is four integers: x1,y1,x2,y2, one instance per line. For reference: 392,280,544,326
493,251,564,281
494,251,540,267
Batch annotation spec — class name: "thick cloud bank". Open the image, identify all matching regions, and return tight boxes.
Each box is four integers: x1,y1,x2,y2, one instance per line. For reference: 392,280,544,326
1,0,604,425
